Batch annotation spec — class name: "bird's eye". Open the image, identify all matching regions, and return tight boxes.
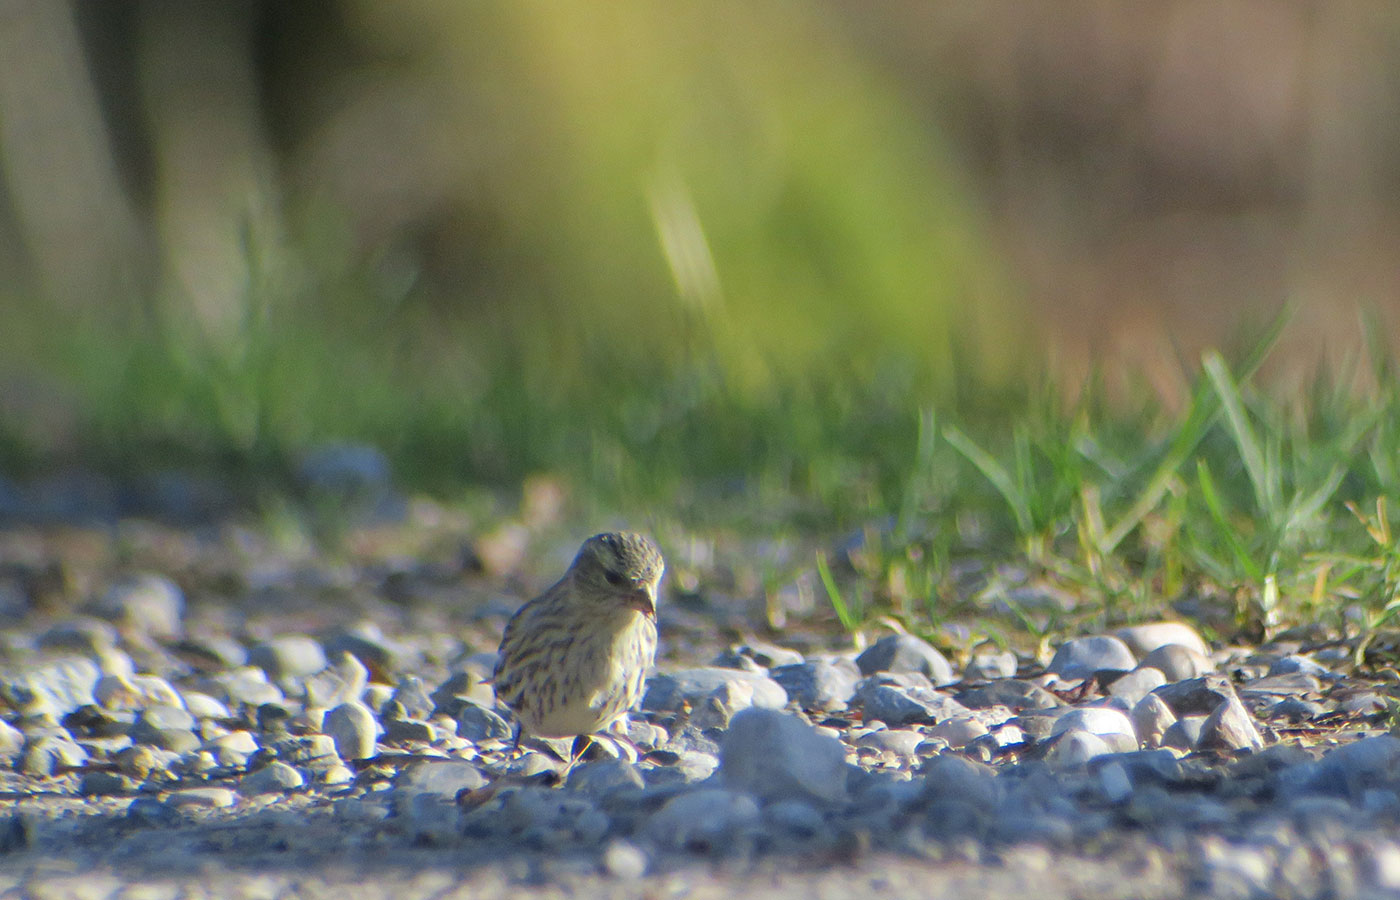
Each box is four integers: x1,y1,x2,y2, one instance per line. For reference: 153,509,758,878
604,570,624,586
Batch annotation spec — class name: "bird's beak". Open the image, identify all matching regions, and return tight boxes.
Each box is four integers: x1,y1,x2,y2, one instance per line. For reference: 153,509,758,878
625,587,656,619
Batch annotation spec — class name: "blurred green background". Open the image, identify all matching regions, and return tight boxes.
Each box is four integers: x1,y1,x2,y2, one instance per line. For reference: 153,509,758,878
2,1,1399,514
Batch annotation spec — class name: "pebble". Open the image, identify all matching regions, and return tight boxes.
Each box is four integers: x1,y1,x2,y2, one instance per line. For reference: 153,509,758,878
857,681,969,727
395,759,487,800
1199,694,1264,752
1106,667,1168,705
769,660,859,710
712,642,805,670
1114,622,1210,658
164,787,236,809
720,708,849,803
247,635,328,681
955,679,1059,711
602,838,649,878
322,701,380,761
456,701,514,742
855,633,955,684
641,668,787,713
1138,643,1214,681
964,649,1018,681
1047,635,1137,680
95,573,184,639
647,788,761,852
239,761,305,794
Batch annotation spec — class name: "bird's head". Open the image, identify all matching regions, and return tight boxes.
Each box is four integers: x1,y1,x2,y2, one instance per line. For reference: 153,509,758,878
571,532,664,619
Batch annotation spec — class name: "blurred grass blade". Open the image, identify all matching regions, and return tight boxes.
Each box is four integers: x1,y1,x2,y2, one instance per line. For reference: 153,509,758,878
1203,351,1277,518
944,424,1033,534
1196,458,1263,582
815,551,858,632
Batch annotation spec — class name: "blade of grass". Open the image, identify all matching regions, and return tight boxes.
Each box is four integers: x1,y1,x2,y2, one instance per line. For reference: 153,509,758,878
816,551,858,632
944,424,1033,534
1196,458,1265,582
1203,351,1278,518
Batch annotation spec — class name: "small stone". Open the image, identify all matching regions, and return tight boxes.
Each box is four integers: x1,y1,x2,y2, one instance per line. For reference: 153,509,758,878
239,761,305,794
247,635,328,681
769,661,858,711
1046,635,1136,680
94,674,183,712
20,734,90,776
391,675,436,721
1199,694,1264,752
858,681,969,727
382,718,436,743
647,789,761,852
1114,622,1209,658
202,666,284,708
720,708,848,804
712,643,805,670
568,759,646,798
302,652,370,709
37,619,118,655
180,691,230,720
641,668,787,713
323,701,379,761
0,720,23,756
1050,706,1137,750
115,745,160,779
1151,675,1238,717
602,838,649,879
1138,644,1214,681
3,655,102,716
80,770,134,796
95,573,184,639
690,680,761,730
855,634,955,684
456,702,514,743
1046,730,1113,767
1131,693,1177,748
854,728,923,757
955,679,1059,711
164,787,235,809
396,759,487,800
130,705,199,753
1161,716,1207,751
926,716,988,748
1105,667,1167,705
963,650,1018,681
1305,735,1400,799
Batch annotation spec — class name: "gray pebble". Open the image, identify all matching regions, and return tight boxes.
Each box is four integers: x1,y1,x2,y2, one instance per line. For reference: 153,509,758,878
857,681,968,727
1161,715,1207,751
247,635,328,681
202,666,284,707
955,679,1059,711
456,702,513,743
1106,667,1168,705
396,758,487,800
164,787,236,809
95,573,184,639
855,634,954,684
712,642,805,670
641,668,787,713
601,838,648,878
37,619,118,655
323,701,380,761
2,655,102,716
720,708,848,804
1131,693,1177,748
567,758,646,798
1046,730,1114,767
769,660,858,711
1199,694,1264,752
964,649,1018,681
130,705,199,753
854,728,923,757
239,760,305,794
1047,635,1137,680
1114,622,1210,658
1152,674,1238,717
1138,643,1214,681
647,788,761,852
20,733,88,776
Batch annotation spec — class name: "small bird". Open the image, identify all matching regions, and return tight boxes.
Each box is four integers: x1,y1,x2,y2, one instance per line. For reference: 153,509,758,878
493,532,664,748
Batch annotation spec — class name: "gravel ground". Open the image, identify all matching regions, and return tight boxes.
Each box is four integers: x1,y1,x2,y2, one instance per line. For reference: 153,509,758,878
0,512,1397,899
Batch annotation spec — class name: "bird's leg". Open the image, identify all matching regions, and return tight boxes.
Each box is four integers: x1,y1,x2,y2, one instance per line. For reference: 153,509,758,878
562,734,594,780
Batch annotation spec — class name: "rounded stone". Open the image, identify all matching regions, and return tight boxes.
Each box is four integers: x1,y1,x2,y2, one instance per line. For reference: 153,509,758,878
1047,635,1137,680
247,636,328,681
1114,622,1210,659
323,701,379,761
855,634,955,684
95,573,185,639
720,707,848,804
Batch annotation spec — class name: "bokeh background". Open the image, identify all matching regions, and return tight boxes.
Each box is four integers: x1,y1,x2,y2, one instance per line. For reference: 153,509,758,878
2,1,1398,510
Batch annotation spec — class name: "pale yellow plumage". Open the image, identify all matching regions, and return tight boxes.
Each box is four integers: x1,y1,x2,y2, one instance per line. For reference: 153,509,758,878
493,532,663,739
